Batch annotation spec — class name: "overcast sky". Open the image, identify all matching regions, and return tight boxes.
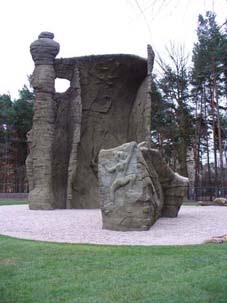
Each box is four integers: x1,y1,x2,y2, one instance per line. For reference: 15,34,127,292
0,0,226,99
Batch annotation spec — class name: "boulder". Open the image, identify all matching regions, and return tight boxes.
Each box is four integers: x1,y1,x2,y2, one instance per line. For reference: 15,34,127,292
204,234,227,244
98,142,162,231
197,198,227,206
213,197,227,206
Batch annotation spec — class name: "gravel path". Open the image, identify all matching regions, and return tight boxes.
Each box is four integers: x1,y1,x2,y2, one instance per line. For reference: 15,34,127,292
0,205,227,246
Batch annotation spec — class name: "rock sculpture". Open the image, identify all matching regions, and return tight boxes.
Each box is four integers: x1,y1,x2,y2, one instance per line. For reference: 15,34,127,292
139,143,189,217
27,32,188,231
28,32,60,210
28,32,153,210
99,142,188,230
99,142,163,231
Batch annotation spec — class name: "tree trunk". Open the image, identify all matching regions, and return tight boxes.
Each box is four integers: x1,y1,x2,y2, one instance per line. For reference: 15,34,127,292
204,94,212,200
214,65,224,193
210,82,218,196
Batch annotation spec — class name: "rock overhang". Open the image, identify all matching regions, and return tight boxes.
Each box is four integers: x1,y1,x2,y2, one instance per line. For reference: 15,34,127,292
54,54,147,83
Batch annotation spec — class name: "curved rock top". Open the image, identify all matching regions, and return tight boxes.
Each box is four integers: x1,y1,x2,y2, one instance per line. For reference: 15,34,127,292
30,32,60,65
38,31,54,39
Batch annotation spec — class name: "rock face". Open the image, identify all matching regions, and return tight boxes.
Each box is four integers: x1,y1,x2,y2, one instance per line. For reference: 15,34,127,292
99,142,163,231
27,33,153,209
99,142,188,231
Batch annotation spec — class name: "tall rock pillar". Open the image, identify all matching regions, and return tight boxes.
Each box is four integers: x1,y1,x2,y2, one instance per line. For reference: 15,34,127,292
146,45,155,148
29,32,60,209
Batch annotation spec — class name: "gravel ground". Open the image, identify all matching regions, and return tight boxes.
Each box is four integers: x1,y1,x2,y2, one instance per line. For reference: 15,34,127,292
0,205,227,246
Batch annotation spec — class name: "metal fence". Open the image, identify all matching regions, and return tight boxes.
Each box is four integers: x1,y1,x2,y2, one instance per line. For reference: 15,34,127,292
1,183,227,202
0,192,28,200
188,186,227,201
0,183,29,193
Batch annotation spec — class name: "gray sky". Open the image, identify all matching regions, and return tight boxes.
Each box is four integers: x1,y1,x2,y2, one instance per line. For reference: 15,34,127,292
0,0,226,98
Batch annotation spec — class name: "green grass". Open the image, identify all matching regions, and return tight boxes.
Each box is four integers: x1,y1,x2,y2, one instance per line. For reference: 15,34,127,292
0,236,227,303
0,200,28,206
183,201,197,206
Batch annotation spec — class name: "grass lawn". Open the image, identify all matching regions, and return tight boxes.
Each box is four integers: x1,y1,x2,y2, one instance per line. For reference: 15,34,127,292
183,201,197,206
0,200,28,206
0,235,226,303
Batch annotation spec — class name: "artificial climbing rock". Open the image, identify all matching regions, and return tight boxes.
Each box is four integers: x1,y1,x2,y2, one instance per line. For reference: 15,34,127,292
27,32,188,231
98,141,188,231
27,33,153,210
140,143,189,218
99,142,162,231
28,32,59,210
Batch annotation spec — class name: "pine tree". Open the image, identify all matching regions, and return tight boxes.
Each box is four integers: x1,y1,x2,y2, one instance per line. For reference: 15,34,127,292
191,11,227,195
0,85,34,192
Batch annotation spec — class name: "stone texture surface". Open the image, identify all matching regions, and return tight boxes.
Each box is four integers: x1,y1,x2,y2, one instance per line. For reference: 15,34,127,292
98,141,188,231
27,33,151,210
99,142,162,231
198,198,227,206
51,67,82,209
52,54,148,209
139,143,189,218
213,197,227,206
204,234,227,244
30,31,60,65
128,79,149,143
28,33,59,210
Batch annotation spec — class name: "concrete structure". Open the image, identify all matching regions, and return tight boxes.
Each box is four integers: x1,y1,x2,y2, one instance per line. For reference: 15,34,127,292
27,32,188,231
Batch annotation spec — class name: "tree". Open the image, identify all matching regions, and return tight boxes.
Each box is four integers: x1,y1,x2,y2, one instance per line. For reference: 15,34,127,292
12,85,34,139
191,11,227,194
153,43,194,177
0,85,34,192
